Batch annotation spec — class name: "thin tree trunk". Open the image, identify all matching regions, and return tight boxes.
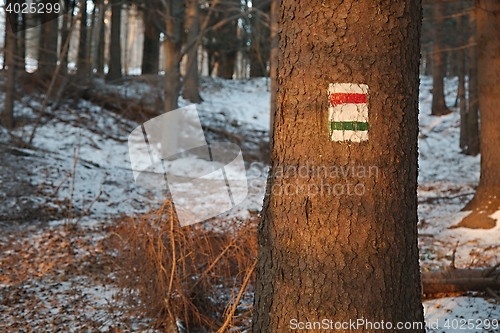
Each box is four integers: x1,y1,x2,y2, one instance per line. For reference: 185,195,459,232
17,12,26,71
431,2,452,116
106,0,122,82
460,0,500,229
465,10,480,156
182,0,203,103
249,0,270,78
95,0,106,74
126,7,136,75
458,11,467,150
164,0,182,112
141,12,160,75
38,6,59,77
252,0,424,331
77,0,89,76
3,2,17,129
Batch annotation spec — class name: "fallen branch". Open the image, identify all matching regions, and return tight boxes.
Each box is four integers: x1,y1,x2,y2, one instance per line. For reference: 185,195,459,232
422,267,500,294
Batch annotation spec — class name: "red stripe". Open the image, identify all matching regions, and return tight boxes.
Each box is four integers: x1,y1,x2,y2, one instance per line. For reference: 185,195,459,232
330,93,367,107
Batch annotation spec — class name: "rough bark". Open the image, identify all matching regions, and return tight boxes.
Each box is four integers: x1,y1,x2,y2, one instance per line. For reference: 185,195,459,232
269,0,279,140
182,0,203,103
106,0,122,82
431,2,452,116
141,8,161,75
252,1,424,332
464,9,480,156
3,2,17,129
77,0,89,76
422,267,500,294
459,0,500,229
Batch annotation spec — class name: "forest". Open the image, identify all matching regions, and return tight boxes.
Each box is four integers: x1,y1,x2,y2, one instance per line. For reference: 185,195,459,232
0,0,499,332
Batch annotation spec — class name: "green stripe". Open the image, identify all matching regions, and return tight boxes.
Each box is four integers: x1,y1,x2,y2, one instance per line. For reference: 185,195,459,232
329,121,369,131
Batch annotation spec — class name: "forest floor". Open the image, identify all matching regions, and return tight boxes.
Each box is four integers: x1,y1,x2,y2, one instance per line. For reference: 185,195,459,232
0,73,499,332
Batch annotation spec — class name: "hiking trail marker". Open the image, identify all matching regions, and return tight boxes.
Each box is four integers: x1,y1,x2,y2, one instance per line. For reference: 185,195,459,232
328,83,369,142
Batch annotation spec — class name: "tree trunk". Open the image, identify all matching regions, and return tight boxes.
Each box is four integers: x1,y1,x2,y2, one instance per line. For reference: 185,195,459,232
269,0,279,140
17,13,26,71
96,0,106,74
249,0,270,78
218,51,236,79
465,10,480,156
182,0,203,103
164,0,182,112
78,0,89,76
252,1,424,332
60,7,70,75
3,2,17,129
106,0,122,82
459,0,500,229
458,11,467,150
38,4,59,78
141,14,160,75
431,2,452,116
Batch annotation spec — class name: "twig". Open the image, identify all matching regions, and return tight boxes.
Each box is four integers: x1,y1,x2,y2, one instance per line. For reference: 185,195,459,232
449,241,459,270
164,200,178,331
216,258,258,333
52,173,71,197
66,143,80,230
73,186,103,226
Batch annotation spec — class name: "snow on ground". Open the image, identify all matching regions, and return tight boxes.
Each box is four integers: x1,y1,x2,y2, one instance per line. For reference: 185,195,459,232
1,75,499,331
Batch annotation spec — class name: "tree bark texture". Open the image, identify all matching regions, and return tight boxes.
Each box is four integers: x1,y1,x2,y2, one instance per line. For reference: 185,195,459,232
252,1,424,332
269,0,279,140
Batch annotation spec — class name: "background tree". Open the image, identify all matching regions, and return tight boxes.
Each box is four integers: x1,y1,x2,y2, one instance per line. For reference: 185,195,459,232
106,0,123,82
252,0,424,331
459,0,500,229
248,0,270,78
38,0,60,78
464,7,480,156
77,0,90,76
164,0,183,111
3,0,17,129
431,1,452,116
141,1,161,75
182,0,203,103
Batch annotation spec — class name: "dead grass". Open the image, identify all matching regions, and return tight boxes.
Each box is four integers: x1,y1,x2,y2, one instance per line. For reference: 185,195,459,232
108,199,258,332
